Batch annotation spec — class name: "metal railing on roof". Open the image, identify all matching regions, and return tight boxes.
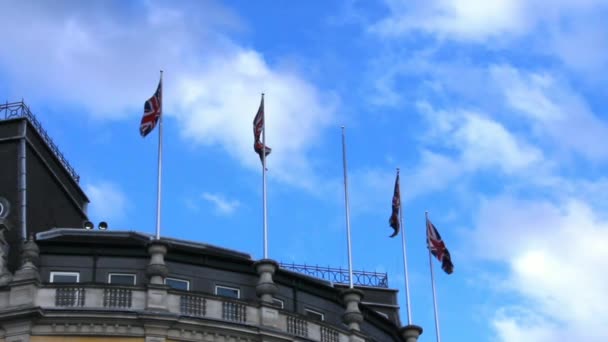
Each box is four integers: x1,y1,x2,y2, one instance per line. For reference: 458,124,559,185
279,262,389,288
0,100,80,183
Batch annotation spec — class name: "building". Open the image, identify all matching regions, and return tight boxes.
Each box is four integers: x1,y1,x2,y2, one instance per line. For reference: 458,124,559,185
0,101,423,342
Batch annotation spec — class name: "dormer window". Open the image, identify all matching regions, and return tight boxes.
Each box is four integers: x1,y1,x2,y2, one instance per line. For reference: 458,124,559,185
50,271,79,283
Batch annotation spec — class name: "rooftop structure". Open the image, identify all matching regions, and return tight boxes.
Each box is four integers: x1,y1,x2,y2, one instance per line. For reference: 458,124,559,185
0,102,423,342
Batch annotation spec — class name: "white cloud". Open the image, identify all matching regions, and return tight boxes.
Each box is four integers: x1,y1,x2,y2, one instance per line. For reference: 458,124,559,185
372,0,527,41
367,58,608,165
0,1,238,118
342,103,545,207
372,0,607,41
469,195,608,341
173,50,337,188
201,192,240,215
548,15,608,74
401,150,464,200
491,65,608,162
418,102,544,174
0,1,337,188
370,0,608,74
84,181,128,222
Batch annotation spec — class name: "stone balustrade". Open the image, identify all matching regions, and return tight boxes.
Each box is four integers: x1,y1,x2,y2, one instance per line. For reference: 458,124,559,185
3,284,354,342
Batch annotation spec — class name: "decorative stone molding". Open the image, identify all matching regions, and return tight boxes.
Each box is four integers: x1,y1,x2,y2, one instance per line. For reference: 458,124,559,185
254,259,279,304
146,241,169,285
12,235,40,283
144,321,170,342
400,324,423,342
0,284,369,342
341,288,364,332
2,320,32,342
0,220,12,285
32,322,145,336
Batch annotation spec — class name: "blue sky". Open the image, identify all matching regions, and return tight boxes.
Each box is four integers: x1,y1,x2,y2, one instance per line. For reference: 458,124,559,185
2,0,608,340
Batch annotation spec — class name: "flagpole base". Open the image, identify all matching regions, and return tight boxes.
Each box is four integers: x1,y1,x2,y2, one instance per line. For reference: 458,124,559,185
341,288,364,332
146,241,169,285
400,324,423,342
254,259,279,304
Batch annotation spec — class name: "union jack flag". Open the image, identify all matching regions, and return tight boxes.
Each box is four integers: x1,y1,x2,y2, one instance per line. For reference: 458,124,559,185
253,94,271,163
140,78,162,137
426,217,454,274
388,171,400,237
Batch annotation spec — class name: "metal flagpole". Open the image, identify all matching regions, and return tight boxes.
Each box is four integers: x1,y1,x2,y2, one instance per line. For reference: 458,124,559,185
155,70,163,240
341,126,354,288
262,93,268,259
426,211,441,342
398,168,412,325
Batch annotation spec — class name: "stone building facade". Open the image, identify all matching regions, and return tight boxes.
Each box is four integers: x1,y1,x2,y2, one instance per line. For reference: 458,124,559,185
0,102,423,342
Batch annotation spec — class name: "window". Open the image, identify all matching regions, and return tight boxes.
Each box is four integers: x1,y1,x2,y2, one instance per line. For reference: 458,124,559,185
305,308,325,321
165,277,190,291
272,297,284,309
215,285,240,299
50,271,79,283
108,273,136,285
375,311,389,319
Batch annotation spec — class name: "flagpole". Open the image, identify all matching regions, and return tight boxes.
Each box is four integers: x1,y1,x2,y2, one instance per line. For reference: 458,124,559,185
398,168,412,325
426,211,441,342
155,70,163,240
262,93,268,259
341,126,354,288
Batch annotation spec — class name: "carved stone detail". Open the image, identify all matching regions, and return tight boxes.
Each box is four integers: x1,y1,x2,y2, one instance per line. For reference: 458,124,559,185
12,235,39,283
254,259,279,304
400,324,423,342
146,242,169,285
341,288,364,332
0,222,12,285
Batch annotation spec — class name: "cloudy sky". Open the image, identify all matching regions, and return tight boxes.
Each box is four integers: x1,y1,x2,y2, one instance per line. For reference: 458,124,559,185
2,0,607,340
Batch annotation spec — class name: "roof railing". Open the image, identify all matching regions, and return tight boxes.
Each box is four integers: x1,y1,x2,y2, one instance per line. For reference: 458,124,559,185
1,100,80,183
279,262,389,288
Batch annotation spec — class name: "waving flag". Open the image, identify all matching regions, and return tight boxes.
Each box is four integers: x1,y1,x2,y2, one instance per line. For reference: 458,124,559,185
388,171,400,237
253,95,271,163
140,78,162,137
426,217,454,274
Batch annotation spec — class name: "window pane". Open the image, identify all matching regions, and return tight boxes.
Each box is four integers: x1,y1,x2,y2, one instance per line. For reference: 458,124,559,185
109,274,135,285
166,278,189,291
305,309,324,321
272,298,284,309
51,273,78,283
216,286,239,298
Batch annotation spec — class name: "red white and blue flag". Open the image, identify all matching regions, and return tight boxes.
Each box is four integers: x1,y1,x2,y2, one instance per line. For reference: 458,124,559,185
388,171,400,237
253,95,271,163
140,78,162,137
426,217,454,274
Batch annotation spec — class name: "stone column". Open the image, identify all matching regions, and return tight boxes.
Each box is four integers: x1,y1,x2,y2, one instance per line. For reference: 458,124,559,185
143,320,170,342
400,325,423,342
254,259,279,304
2,320,33,342
254,259,280,328
341,288,364,332
145,241,169,311
0,219,13,285
12,235,39,283
9,235,40,307
146,242,169,285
